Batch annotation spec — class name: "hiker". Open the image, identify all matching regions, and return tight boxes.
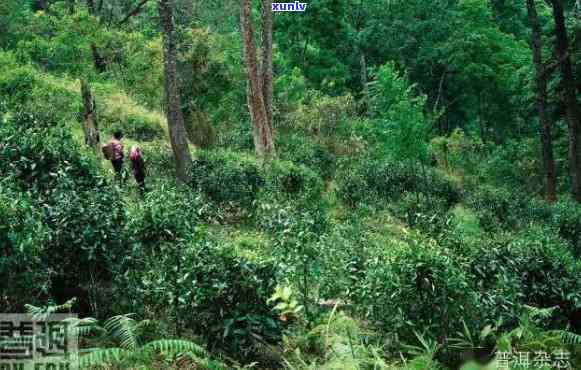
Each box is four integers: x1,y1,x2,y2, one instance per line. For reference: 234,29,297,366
103,131,125,179
129,145,146,196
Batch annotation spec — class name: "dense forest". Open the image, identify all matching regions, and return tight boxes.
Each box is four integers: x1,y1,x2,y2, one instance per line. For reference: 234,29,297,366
1,0,581,368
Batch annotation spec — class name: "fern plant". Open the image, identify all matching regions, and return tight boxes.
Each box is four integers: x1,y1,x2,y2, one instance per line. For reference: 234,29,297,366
25,301,223,369
78,314,219,369
490,306,581,369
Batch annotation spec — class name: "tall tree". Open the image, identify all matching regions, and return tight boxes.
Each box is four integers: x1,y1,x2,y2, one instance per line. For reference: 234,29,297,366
551,0,581,201
261,0,274,131
80,79,101,155
240,0,275,159
159,0,193,182
526,0,557,202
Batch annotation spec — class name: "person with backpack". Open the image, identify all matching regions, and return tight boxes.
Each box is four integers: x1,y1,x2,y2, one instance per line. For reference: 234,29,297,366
103,131,125,180
129,145,146,196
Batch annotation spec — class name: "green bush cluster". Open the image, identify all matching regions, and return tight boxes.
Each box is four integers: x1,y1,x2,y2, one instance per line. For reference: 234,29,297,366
180,241,281,359
277,134,336,180
265,160,324,202
336,157,461,209
190,150,264,209
99,93,166,141
353,240,478,343
0,110,100,193
0,187,50,311
189,150,326,216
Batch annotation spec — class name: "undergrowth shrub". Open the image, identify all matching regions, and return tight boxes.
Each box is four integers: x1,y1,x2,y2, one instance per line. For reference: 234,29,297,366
390,192,453,235
119,233,281,362
353,238,478,344
182,240,281,361
139,141,176,180
550,199,581,258
452,226,581,327
336,157,461,209
0,187,50,312
277,134,336,180
189,150,263,210
101,93,165,141
41,182,127,315
265,160,325,203
465,185,528,231
0,59,81,123
0,109,101,194
125,184,198,248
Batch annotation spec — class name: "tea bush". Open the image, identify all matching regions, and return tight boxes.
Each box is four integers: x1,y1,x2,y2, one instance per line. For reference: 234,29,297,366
336,157,461,209
550,199,581,258
265,160,325,203
100,93,166,141
353,239,478,343
0,110,101,194
182,241,281,359
189,150,264,209
465,185,527,231
0,59,81,123
137,141,176,181
125,184,198,248
455,227,581,326
277,134,336,180
0,187,50,311
119,234,281,361
390,192,454,235
41,183,128,306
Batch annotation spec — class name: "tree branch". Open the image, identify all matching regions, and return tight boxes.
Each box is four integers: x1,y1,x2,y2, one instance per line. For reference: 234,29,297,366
118,0,149,25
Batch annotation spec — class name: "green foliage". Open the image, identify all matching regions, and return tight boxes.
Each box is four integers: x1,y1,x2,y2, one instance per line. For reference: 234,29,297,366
13,6,101,77
265,160,325,203
353,239,478,344
368,63,430,162
100,101,166,141
0,109,100,193
492,306,581,369
0,56,81,123
268,285,304,320
336,157,461,209
42,183,127,302
76,314,213,369
455,227,581,325
189,150,264,211
390,192,452,235
0,187,49,311
121,236,281,361
277,134,337,180
125,184,197,248
550,199,581,258
2,0,581,367
466,185,527,231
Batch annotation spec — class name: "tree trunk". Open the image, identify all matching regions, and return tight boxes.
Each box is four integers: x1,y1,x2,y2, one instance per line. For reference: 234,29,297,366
36,0,48,11
359,50,369,114
67,0,76,14
527,0,557,202
261,0,274,131
551,0,581,202
91,43,107,73
159,0,193,182
240,0,275,159
86,0,95,14
80,79,101,155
